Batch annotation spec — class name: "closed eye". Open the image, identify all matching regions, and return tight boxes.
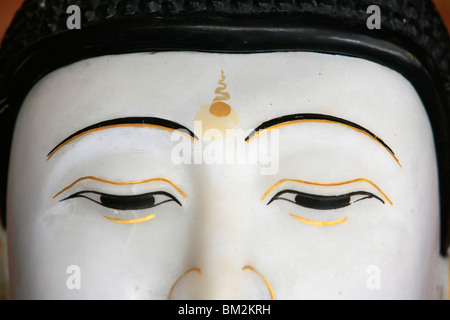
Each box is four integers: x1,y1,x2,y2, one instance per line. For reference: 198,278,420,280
60,190,181,211
267,189,384,210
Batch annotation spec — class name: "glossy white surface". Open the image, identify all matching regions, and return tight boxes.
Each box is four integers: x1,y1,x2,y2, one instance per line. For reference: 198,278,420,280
5,51,447,299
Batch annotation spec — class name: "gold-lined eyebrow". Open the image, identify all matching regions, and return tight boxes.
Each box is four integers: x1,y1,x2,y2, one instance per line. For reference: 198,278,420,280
53,176,187,199
245,113,401,167
261,178,392,205
46,117,198,160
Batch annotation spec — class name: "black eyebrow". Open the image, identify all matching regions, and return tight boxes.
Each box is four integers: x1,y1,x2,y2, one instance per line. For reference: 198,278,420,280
47,117,198,160
245,113,400,166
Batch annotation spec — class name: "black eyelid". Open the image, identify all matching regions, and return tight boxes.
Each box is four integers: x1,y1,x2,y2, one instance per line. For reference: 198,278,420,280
60,190,182,210
267,189,384,208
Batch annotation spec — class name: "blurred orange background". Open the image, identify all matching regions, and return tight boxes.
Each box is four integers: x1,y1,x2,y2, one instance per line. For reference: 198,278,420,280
1,0,450,41
436,0,450,30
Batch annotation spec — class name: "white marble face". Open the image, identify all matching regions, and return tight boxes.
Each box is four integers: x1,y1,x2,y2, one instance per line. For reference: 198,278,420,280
6,51,445,299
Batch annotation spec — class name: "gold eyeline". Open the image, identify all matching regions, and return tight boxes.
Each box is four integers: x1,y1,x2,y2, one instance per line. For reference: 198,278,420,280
53,176,187,199
103,213,156,224
246,119,402,167
288,213,348,226
168,267,202,300
261,178,393,205
46,123,197,161
243,266,275,300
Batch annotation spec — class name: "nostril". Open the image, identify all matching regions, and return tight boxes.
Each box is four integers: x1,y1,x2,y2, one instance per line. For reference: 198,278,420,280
242,265,275,300
168,264,275,300
168,267,202,300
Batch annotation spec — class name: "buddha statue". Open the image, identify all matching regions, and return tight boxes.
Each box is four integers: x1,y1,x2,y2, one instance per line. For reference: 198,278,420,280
0,0,449,300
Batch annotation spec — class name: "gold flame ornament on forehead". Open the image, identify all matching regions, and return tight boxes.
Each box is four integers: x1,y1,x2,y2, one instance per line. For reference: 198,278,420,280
194,70,240,138
210,70,231,117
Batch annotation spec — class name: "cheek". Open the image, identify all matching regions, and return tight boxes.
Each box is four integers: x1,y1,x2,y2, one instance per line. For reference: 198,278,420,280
250,162,439,299
8,160,194,299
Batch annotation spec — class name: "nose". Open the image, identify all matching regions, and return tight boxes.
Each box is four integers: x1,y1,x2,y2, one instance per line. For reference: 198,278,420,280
168,166,274,300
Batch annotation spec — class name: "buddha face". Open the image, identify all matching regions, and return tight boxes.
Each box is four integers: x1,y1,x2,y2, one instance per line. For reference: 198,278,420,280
6,51,443,299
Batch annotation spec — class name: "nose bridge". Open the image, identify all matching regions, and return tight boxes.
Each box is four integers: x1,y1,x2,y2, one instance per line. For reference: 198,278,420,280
185,165,252,299
195,167,248,266
168,165,276,300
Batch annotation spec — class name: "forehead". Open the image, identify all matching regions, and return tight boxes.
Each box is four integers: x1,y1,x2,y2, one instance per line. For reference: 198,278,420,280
11,51,435,183
20,51,425,132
